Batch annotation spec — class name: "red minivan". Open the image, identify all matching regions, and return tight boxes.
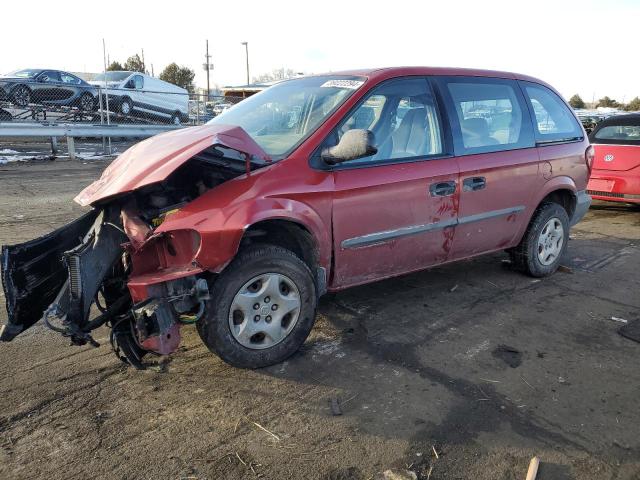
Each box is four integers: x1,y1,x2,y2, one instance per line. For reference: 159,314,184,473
1,67,592,369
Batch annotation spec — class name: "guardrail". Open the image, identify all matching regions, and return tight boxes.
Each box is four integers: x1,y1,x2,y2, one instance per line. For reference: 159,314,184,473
0,122,183,159
0,122,181,137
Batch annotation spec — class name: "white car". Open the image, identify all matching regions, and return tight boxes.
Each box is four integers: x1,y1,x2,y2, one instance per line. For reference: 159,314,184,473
213,102,233,116
91,71,189,124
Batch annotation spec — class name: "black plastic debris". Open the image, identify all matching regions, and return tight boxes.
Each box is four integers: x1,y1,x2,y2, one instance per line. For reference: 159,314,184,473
329,397,343,416
618,320,640,344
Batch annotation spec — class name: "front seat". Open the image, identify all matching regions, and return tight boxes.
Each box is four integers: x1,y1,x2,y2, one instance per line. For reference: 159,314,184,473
461,117,499,148
376,107,430,159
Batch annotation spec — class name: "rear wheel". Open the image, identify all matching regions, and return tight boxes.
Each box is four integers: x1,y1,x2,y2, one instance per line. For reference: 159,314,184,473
120,97,132,116
79,92,95,111
12,85,31,107
510,202,569,277
197,245,317,368
170,112,182,125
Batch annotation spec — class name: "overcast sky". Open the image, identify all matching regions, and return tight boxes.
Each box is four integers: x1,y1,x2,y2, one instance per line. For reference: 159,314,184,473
1,0,638,102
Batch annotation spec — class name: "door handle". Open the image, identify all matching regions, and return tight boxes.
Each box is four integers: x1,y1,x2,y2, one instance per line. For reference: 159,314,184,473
463,176,486,192
429,181,457,197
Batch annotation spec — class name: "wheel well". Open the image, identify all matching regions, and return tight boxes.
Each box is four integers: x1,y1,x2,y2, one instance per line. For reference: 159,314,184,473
241,220,318,271
540,189,576,218
12,84,31,95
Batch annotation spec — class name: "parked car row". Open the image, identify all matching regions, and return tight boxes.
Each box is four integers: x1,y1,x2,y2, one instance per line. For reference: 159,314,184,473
0,69,189,124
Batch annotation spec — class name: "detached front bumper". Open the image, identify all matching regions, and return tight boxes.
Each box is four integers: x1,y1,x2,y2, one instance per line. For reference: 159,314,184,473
1,209,124,342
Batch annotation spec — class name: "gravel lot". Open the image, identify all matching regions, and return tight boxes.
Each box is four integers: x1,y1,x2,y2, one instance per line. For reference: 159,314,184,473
0,158,639,480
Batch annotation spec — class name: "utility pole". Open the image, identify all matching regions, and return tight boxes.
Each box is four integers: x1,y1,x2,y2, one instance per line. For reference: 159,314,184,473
141,48,146,73
241,41,249,85
205,39,212,101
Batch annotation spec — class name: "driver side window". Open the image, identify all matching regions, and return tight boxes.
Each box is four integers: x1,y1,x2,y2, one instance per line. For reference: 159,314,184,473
329,77,443,165
40,71,60,83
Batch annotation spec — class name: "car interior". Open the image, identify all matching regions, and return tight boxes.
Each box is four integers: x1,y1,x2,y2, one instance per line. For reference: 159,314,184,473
332,78,443,163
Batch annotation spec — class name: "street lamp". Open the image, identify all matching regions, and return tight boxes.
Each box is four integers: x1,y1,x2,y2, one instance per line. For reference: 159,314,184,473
241,41,249,86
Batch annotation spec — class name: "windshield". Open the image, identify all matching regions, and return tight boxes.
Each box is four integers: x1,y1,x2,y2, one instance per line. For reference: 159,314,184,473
6,69,41,78
93,72,132,82
207,75,365,158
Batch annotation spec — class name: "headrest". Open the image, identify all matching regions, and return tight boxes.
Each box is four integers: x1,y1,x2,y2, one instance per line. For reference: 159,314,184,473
462,117,490,138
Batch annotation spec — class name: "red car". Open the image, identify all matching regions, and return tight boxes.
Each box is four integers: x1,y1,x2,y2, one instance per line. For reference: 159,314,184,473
587,114,640,204
1,67,592,369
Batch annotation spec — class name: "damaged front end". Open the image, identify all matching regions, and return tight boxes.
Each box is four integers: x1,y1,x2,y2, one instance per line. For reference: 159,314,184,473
1,125,270,368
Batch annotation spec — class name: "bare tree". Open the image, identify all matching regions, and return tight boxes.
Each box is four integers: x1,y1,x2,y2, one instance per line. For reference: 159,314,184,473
252,68,299,83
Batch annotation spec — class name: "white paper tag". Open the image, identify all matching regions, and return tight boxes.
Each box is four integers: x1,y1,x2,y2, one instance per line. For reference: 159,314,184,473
320,79,364,89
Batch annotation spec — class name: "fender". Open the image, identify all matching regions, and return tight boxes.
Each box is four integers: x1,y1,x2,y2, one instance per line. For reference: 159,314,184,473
232,196,332,267
152,183,331,265
513,175,578,242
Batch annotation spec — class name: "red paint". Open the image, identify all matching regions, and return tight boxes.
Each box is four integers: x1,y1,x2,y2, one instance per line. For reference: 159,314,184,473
76,67,590,301
588,144,640,204
74,124,270,206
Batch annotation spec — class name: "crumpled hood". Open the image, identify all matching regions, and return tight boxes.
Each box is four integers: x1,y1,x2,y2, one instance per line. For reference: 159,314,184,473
75,124,270,206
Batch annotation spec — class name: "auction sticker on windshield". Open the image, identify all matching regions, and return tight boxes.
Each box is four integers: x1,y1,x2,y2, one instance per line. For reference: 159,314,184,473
320,79,364,89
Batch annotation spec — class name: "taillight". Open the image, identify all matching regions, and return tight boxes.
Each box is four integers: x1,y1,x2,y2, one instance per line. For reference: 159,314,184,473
585,145,595,173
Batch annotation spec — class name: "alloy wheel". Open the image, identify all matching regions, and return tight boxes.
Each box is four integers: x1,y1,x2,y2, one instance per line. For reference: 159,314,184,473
80,94,94,111
13,86,30,107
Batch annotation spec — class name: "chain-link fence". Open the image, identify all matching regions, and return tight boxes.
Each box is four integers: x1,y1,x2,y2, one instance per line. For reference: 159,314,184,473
0,69,246,126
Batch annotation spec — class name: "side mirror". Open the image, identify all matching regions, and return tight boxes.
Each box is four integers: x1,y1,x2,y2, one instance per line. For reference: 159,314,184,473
321,129,377,163
125,80,134,89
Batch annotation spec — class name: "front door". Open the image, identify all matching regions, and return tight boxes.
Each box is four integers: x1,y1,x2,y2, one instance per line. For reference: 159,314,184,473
435,77,540,259
35,70,63,103
325,77,460,288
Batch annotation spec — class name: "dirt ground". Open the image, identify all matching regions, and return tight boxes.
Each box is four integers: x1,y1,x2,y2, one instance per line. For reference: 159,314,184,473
0,158,639,480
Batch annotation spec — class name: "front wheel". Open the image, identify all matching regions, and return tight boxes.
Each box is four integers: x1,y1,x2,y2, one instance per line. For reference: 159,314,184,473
197,245,317,368
12,85,31,107
510,202,569,277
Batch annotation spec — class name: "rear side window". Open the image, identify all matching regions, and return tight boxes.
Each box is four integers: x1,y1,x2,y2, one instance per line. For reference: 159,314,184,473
60,73,81,84
439,77,533,154
593,124,640,145
134,76,144,89
521,82,583,143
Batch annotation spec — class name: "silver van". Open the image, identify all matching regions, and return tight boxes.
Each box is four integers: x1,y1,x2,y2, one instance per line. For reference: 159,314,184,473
91,71,189,124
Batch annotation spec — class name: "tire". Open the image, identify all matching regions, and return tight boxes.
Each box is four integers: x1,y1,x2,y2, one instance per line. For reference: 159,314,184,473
510,202,570,277
78,92,96,112
170,112,182,125
12,85,31,107
197,244,317,368
120,97,132,116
